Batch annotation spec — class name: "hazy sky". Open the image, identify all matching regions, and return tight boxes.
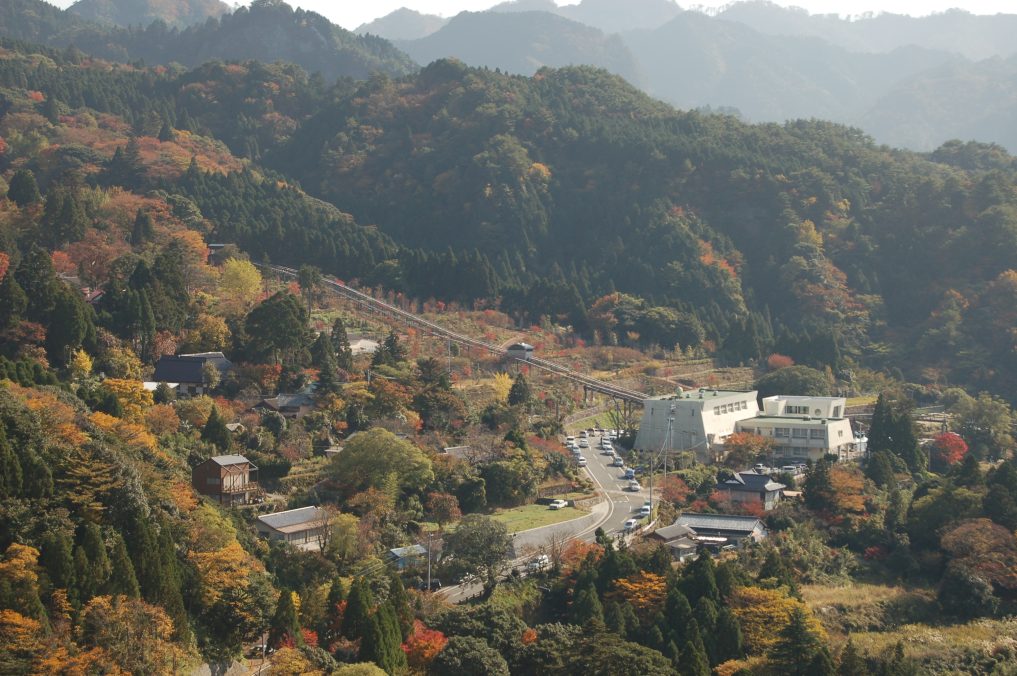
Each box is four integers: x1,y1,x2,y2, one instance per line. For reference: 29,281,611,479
50,1,1017,30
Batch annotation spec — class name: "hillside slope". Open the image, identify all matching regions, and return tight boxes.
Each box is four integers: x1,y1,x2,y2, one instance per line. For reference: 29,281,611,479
68,0,229,29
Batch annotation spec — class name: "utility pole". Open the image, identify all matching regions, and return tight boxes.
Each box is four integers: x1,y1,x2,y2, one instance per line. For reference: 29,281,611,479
426,531,433,592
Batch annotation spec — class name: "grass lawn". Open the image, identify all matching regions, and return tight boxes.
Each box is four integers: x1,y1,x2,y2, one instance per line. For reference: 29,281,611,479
491,504,585,533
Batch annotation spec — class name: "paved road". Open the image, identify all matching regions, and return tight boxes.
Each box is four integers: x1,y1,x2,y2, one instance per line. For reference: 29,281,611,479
574,431,654,538
437,431,655,603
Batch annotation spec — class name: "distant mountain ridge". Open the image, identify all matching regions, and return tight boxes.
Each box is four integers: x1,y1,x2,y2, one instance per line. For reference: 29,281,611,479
0,0,416,82
68,0,230,29
396,10,640,82
355,7,448,41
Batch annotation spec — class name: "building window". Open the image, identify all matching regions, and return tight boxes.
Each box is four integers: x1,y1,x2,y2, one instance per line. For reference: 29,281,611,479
714,407,720,415
838,430,844,437
810,429,824,439
775,428,790,438
792,428,808,439
206,477,219,485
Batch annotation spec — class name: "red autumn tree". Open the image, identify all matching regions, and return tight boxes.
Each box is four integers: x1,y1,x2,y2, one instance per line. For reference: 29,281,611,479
402,620,448,670
425,492,462,530
660,475,691,506
932,432,969,470
766,354,795,371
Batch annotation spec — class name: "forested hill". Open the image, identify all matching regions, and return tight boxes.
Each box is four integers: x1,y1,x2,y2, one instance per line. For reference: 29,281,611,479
0,30,1016,401
0,0,416,82
273,59,1017,399
68,0,230,29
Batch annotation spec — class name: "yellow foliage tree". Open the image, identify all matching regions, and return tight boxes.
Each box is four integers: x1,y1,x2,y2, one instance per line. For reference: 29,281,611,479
491,372,513,403
104,345,143,380
69,348,93,381
101,379,153,422
0,609,44,672
78,595,191,674
218,258,263,317
186,313,231,352
610,571,667,619
728,585,824,655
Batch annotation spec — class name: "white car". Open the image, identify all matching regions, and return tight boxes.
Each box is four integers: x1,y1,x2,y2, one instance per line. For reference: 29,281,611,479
579,430,589,439
627,480,642,492
623,518,639,531
526,554,550,572
548,499,568,510
638,505,651,517
578,439,590,448
565,436,575,445
577,457,588,467
613,457,625,467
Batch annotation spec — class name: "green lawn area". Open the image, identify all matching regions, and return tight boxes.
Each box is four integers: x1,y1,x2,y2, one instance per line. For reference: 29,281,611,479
491,504,585,533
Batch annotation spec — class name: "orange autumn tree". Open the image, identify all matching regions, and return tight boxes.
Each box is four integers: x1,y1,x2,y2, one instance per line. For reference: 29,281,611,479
401,620,447,670
728,586,824,655
610,571,667,619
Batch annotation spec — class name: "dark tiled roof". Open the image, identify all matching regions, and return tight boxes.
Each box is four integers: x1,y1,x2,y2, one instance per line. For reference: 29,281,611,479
675,513,765,534
723,472,785,492
258,393,315,410
153,352,232,384
652,523,697,541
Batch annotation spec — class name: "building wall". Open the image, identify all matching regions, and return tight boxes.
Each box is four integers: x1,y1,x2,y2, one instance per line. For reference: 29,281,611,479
761,396,846,419
736,417,854,462
634,390,759,457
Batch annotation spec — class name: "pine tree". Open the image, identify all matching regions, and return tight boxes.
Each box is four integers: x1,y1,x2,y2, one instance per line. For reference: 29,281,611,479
0,273,27,330
75,523,111,602
838,637,866,676
132,209,154,244
388,571,413,641
268,590,303,649
808,648,837,676
0,426,23,498
508,372,532,407
663,585,692,646
769,606,824,676
155,520,189,641
758,549,798,594
374,601,408,673
680,637,710,676
201,406,231,452
7,169,40,206
679,554,720,607
331,317,354,371
40,531,77,605
105,533,139,598
714,607,744,663
342,577,375,640
571,586,605,628
313,333,341,396
158,121,175,142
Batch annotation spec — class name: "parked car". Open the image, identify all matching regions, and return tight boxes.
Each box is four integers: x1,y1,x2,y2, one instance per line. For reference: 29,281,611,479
627,480,641,491
638,505,652,517
623,518,639,531
565,436,575,445
600,438,613,449
613,457,625,467
418,579,442,591
527,554,550,572
577,457,588,467
579,430,589,439
624,468,636,479
753,463,768,473
578,439,590,448
548,499,568,510
781,465,797,473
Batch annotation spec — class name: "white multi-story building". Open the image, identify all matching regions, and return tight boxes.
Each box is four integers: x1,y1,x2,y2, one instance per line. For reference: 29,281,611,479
734,395,857,463
633,389,760,461
633,391,860,464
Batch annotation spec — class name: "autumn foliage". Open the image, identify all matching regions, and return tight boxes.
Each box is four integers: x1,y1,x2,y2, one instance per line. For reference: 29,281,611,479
932,431,969,468
401,620,448,670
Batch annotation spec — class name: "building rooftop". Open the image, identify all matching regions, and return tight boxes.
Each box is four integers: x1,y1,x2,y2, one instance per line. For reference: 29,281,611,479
257,506,325,532
675,513,765,533
762,395,844,402
648,389,755,402
723,472,786,492
153,352,232,384
651,523,697,541
209,454,251,467
748,415,844,424
388,544,427,559
258,392,315,410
